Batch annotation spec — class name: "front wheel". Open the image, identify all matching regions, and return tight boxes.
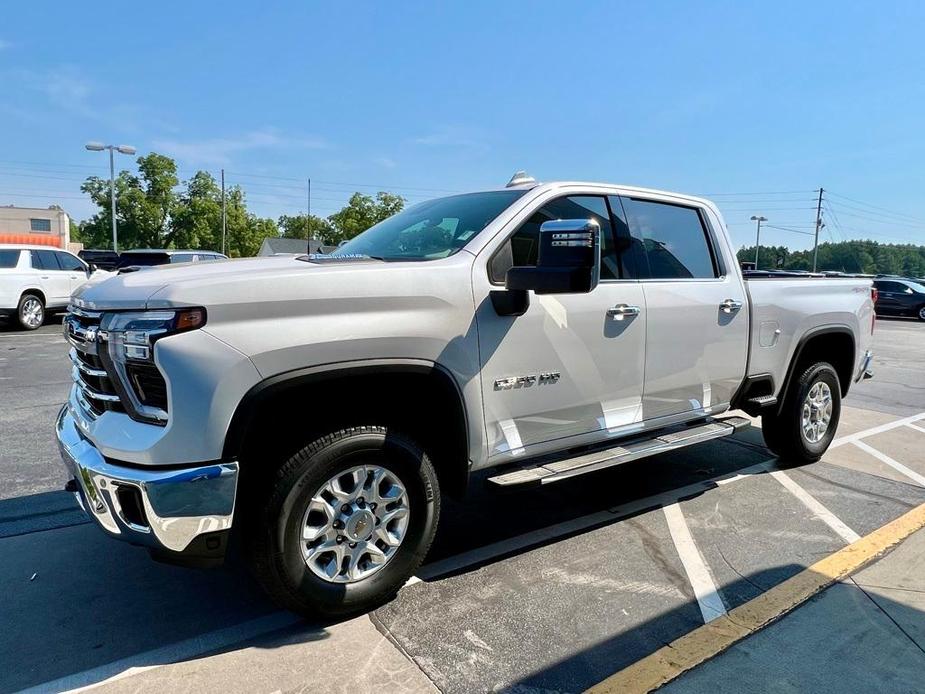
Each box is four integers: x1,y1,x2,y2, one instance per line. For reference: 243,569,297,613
917,305,925,321
246,426,440,617
761,362,841,464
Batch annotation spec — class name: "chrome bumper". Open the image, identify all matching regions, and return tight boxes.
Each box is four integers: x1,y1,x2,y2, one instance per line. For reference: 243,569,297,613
56,406,238,553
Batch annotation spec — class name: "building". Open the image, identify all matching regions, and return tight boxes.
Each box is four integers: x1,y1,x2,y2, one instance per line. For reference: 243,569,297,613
0,205,71,248
257,237,336,256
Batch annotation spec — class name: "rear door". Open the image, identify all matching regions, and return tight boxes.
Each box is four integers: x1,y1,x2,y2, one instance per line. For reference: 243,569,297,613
54,251,89,295
475,193,648,461
620,195,748,421
31,249,71,307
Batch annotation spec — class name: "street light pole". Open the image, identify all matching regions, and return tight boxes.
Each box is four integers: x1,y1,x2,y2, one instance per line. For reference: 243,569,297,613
750,215,767,269
85,142,136,253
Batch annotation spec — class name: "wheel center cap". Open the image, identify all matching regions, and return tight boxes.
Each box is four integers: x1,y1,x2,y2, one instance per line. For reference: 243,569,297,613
346,509,374,540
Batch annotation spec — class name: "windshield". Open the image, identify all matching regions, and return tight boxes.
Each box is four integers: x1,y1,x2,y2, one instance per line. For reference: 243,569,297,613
117,253,170,268
332,190,526,260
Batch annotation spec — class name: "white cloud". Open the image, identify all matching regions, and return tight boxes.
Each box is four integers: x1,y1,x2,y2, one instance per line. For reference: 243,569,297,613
151,129,329,165
412,125,488,150
374,156,397,169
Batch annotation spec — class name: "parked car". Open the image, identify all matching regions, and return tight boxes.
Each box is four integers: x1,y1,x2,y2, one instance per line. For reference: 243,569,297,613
873,278,925,320
116,249,228,273
57,177,875,616
78,249,121,272
0,244,97,329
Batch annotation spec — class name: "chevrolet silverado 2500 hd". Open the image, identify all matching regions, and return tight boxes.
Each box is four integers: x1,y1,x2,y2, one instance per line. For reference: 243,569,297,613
57,176,875,616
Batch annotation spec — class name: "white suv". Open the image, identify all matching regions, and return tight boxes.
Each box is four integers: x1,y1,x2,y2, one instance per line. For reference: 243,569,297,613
0,244,92,330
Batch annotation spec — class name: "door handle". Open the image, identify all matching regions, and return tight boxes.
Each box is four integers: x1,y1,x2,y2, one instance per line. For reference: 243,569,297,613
41,275,49,279
607,304,641,320
720,298,743,313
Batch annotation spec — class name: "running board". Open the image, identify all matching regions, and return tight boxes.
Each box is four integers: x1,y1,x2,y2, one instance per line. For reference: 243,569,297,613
487,416,751,488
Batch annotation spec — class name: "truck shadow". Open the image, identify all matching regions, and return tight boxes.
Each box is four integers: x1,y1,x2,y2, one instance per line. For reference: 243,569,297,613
0,435,777,692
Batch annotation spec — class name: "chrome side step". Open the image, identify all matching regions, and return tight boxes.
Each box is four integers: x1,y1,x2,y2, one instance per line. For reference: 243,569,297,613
487,416,751,488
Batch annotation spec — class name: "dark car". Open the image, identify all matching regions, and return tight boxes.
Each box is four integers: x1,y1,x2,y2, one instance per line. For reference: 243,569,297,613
117,249,227,273
873,278,925,321
78,249,121,271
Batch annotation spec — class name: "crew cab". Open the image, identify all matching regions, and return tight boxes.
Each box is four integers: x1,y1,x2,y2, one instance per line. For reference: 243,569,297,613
56,175,875,616
0,244,95,329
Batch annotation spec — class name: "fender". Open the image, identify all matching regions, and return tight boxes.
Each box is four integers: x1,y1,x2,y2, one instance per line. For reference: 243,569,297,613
774,324,855,414
223,357,470,463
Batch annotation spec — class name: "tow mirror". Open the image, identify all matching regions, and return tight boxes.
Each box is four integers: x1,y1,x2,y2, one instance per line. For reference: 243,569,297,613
505,219,601,295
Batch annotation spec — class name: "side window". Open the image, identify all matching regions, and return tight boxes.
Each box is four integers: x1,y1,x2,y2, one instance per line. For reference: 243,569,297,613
877,281,903,293
0,250,21,268
171,253,195,263
622,198,718,279
33,250,62,270
55,252,86,272
490,195,622,283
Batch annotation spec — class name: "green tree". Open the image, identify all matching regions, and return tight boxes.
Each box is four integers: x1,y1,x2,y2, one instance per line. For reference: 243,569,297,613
224,187,278,257
278,214,335,244
80,153,179,250
327,191,404,243
170,171,223,251
737,240,925,275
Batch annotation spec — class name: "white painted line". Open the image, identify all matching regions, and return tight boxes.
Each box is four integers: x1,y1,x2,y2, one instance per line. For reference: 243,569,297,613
905,423,925,435
417,459,779,581
769,470,860,544
21,611,303,694
852,440,925,487
663,502,727,623
831,411,925,449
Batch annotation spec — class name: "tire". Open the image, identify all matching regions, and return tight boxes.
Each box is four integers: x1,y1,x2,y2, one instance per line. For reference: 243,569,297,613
245,426,440,617
761,362,841,464
917,305,925,321
17,293,44,330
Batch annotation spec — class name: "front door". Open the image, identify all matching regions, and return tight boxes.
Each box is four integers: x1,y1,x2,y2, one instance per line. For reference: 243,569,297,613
619,195,748,421
475,194,647,463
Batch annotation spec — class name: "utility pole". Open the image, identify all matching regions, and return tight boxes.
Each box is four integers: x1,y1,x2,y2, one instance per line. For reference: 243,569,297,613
221,169,227,256
307,177,312,254
812,187,824,272
85,142,135,252
750,215,767,269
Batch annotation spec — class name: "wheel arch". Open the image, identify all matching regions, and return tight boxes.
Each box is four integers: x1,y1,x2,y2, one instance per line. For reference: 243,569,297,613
20,287,46,305
224,359,472,499
775,325,855,413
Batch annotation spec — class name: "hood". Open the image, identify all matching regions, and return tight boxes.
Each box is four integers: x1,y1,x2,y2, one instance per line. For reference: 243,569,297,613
69,254,440,311
72,256,317,310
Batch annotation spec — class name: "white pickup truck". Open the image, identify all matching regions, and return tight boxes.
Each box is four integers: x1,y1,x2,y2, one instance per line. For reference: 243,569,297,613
56,175,875,616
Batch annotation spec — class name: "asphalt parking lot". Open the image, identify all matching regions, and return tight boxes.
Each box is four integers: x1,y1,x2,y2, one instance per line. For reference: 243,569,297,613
1,316,924,693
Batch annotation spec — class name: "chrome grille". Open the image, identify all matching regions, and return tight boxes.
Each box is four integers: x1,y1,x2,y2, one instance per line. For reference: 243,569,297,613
64,308,125,418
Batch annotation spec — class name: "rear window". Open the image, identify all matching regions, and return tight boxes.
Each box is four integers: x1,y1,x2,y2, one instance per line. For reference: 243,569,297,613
0,250,20,268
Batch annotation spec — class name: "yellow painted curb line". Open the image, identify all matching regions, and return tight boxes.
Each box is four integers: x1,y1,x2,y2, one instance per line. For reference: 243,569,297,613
587,501,925,694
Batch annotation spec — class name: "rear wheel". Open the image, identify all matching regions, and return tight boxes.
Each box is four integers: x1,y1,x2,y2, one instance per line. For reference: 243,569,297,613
17,293,44,330
761,362,841,464
917,305,925,321
245,426,440,617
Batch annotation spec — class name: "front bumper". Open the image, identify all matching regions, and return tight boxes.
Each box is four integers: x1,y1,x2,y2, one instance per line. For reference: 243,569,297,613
56,405,238,556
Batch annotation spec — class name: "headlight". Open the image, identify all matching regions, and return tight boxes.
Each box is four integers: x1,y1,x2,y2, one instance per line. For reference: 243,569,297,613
98,308,206,424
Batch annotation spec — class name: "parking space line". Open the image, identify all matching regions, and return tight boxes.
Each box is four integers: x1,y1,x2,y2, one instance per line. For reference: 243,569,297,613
417,459,778,581
769,470,861,543
905,422,925,435
663,503,726,623
831,411,925,449
586,500,925,694
852,440,925,487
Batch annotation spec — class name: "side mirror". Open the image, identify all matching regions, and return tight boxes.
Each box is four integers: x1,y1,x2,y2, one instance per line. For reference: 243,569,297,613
86,262,97,275
505,219,601,295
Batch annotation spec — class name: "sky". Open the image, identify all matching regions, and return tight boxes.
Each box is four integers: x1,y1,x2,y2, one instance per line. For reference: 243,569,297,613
2,1,925,251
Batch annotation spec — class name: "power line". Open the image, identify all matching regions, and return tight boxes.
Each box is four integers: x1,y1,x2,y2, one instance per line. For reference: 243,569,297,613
826,190,925,225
